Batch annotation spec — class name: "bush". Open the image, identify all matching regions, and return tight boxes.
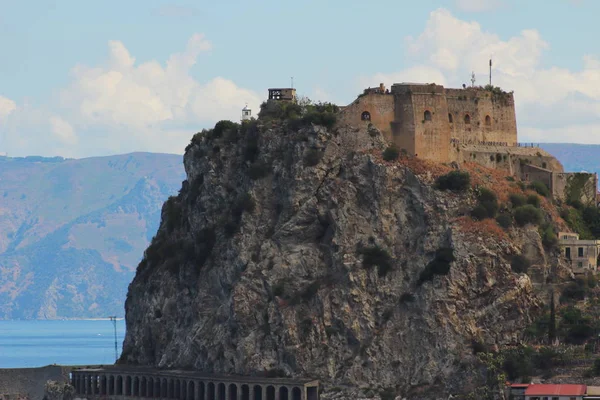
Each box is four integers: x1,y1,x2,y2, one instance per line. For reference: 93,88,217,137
213,120,239,138
471,205,489,220
527,194,541,208
529,181,550,197
435,171,470,192
360,245,394,277
304,148,323,166
418,247,455,285
514,205,543,226
400,292,416,303
476,187,498,218
540,223,558,249
496,213,512,229
509,193,527,208
511,255,531,274
382,146,400,161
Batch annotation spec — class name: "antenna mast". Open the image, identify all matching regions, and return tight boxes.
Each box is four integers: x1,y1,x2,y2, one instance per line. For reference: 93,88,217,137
489,57,493,86
109,316,118,362
470,71,476,87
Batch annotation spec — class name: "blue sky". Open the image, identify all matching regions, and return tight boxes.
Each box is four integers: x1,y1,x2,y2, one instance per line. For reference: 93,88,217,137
0,0,598,157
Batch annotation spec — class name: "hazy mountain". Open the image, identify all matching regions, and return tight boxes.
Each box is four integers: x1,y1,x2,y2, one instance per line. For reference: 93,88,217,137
539,143,600,175
0,153,185,319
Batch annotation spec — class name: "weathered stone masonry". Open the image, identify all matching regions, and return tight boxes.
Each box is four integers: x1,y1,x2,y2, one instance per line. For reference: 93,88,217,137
71,367,319,400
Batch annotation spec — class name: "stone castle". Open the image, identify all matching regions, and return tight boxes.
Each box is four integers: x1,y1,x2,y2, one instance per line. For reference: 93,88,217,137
335,82,598,205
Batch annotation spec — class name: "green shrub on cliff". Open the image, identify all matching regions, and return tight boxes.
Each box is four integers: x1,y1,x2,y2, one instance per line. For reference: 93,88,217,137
496,213,512,229
382,145,400,161
529,181,550,197
514,205,543,226
435,171,470,192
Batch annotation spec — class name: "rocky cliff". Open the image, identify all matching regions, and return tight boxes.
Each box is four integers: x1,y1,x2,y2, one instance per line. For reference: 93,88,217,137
121,118,564,398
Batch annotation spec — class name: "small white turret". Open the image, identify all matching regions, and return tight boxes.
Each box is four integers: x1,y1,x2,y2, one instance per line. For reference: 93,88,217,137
241,104,252,121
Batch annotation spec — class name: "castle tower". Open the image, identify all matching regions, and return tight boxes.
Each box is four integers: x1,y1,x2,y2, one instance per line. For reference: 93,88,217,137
241,104,252,121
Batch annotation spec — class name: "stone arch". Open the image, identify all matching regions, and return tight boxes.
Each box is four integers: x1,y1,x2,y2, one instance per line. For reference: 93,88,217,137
241,384,250,400
100,375,107,395
125,376,132,396
175,379,181,399
141,376,147,397
464,114,471,124
229,383,238,400
133,376,140,396
361,111,371,121
199,381,206,400
108,376,114,395
218,382,227,400
116,376,123,395
253,385,263,400
182,380,188,400
485,115,491,126
448,113,453,123
292,387,302,400
208,382,216,400
424,110,432,121
188,381,195,400
266,386,276,400
279,386,289,400
148,377,154,397
169,379,175,398
162,378,168,398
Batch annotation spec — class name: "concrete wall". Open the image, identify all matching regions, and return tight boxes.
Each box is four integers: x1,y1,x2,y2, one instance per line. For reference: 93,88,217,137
0,365,73,400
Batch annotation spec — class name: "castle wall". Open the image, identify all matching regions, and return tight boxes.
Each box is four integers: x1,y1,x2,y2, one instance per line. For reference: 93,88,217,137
391,91,416,156
392,84,451,162
337,93,395,140
445,88,517,146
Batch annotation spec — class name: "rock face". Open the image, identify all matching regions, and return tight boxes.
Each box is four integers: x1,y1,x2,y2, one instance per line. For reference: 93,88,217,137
121,121,554,398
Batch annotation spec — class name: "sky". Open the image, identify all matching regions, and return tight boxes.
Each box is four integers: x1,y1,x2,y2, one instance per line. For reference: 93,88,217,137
0,0,599,158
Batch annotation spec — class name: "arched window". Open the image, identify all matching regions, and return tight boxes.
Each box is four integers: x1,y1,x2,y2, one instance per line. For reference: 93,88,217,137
464,114,471,124
485,115,491,126
448,113,453,123
424,110,432,121
361,111,371,121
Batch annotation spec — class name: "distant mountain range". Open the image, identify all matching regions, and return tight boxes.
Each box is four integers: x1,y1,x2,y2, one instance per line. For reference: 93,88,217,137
539,143,600,175
0,144,596,319
0,153,185,319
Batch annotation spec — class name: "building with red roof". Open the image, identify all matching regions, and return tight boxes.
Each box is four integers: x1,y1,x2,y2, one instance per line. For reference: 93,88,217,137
524,384,586,400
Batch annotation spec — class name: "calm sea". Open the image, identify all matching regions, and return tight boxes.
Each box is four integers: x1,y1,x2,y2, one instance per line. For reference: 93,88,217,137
0,319,126,368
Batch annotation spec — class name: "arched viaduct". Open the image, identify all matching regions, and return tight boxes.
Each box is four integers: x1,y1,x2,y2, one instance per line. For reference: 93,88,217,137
71,367,319,400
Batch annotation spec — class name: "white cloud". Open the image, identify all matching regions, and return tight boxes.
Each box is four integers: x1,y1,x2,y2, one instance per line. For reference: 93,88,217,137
454,0,505,12
49,116,77,145
0,96,16,120
0,34,260,157
367,8,600,144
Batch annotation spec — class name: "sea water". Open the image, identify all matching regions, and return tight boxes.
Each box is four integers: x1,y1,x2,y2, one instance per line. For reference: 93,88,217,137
0,319,126,368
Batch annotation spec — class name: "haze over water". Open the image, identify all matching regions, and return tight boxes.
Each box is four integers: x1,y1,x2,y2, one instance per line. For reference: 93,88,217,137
0,320,126,368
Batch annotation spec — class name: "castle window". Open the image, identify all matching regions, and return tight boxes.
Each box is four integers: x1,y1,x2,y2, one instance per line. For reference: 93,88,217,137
485,115,491,126
464,114,471,124
424,110,432,121
361,111,371,121
448,113,453,123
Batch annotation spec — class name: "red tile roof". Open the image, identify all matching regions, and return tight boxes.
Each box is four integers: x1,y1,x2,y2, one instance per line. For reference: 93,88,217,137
510,383,530,388
525,384,586,396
